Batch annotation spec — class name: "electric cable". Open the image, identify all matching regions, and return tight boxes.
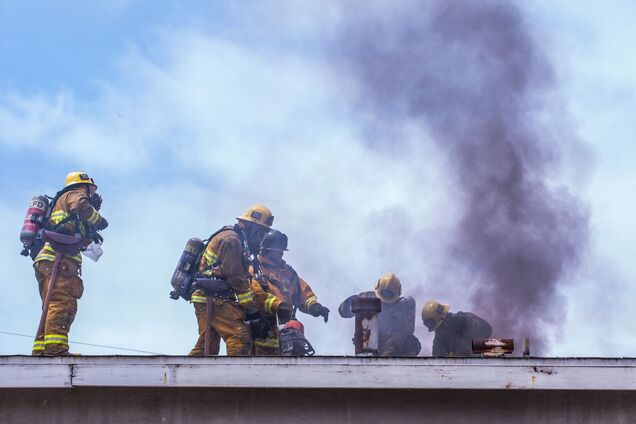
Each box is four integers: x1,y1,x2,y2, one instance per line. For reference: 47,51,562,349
0,330,163,355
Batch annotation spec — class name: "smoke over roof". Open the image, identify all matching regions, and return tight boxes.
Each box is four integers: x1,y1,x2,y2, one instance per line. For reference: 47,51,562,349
334,0,590,353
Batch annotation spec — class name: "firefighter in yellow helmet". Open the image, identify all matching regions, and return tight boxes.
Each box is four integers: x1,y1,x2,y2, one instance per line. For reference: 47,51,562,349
339,273,420,356
250,229,328,355
188,205,273,356
32,172,108,355
421,300,492,357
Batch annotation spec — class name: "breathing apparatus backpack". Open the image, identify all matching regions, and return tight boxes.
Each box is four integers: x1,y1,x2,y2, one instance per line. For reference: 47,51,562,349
20,187,104,260
19,188,75,260
170,225,251,302
19,195,51,259
169,237,206,301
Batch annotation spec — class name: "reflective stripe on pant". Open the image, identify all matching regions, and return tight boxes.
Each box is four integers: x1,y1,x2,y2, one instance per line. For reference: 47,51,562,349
32,258,83,356
32,334,69,353
189,298,252,356
254,321,279,356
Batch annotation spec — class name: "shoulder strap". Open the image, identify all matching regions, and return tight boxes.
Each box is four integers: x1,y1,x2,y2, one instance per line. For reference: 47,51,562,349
203,225,234,246
199,224,251,272
255,273,269,290
44,188,80,232
42,192,62,228
231,223,257,273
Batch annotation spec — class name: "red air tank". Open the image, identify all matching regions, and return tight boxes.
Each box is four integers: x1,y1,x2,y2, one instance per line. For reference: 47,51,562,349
20,195,49,250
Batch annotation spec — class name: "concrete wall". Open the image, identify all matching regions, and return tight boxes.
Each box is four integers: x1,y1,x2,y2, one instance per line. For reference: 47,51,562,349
2,387,635,424
2,356,636,423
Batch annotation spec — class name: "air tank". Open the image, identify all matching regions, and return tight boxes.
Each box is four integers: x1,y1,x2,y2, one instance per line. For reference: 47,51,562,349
170,237,205,300
20,195,49,254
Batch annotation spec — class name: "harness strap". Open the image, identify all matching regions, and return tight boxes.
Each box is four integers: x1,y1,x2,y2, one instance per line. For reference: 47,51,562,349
200,224,253,275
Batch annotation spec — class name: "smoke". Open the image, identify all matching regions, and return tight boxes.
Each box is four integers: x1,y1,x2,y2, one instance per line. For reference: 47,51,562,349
334,0,590,353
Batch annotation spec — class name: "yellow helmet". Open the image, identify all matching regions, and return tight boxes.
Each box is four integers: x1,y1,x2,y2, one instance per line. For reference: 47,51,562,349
374,273,402,303
237,204,274,228
421,300,450,332
65,171,97,189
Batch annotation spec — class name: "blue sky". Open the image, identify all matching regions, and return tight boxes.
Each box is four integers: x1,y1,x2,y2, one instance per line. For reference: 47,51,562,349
1,0,635,356
0,1,229,95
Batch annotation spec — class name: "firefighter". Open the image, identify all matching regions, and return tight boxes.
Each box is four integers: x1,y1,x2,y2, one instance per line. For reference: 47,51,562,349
421,300,492,357
188,278,287,356
339,273,420,356
249,278,292,355
251,230,328,355
32,172,108,355
188,205,273,356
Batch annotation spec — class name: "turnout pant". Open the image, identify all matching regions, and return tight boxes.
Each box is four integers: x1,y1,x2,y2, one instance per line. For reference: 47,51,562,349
32,258,84,356
189,297,252,356
189,302,221,356
254,320,280,356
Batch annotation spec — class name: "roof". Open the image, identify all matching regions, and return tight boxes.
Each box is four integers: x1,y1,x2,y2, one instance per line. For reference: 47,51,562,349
2,356,635,390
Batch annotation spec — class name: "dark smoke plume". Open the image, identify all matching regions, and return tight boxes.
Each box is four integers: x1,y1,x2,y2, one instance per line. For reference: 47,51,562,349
336,0,589,353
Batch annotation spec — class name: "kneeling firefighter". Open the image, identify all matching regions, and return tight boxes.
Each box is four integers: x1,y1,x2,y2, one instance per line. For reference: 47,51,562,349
252,230,328,356
20,172,108,355
173,205,274,356
339,273,421,357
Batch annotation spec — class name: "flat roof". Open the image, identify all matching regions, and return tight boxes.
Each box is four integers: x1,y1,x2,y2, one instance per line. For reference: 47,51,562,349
1,356,635,391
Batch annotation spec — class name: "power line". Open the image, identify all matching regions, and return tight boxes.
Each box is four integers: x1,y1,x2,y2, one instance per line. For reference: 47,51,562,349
0,330,163,355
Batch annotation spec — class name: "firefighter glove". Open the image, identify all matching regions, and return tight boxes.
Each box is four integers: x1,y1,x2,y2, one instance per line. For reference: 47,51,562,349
277,303,292,324
310,303,330,322
95,217,109,231
245,308,270,339
89,192,103,211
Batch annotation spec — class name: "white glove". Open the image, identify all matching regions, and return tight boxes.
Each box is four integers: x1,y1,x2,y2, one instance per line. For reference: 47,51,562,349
82,242,104,262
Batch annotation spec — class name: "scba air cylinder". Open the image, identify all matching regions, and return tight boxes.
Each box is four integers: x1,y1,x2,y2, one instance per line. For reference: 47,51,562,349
20,195,49,251
170,237,205,300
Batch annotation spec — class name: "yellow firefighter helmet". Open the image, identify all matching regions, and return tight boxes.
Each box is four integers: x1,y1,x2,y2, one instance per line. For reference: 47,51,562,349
237,204,274,228
421,300,450,332
65,171,97,189
374,273,402,303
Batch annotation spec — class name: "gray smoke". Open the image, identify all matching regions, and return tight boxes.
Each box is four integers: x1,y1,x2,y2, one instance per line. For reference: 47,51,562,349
335,0,589,353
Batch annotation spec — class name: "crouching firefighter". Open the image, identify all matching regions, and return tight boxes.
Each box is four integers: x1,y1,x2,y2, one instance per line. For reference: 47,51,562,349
171,205,274,356
247,278,293,355
187,274,288,356
252,230,328,356
21,172,108,356
339,273,421,357
421,300,492,357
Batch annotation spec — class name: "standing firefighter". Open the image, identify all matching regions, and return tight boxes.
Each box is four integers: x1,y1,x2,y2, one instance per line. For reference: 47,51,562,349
188,205,273,356
421,300,492,357
252,230,328,355
30,172,108,355
339,273,420,356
